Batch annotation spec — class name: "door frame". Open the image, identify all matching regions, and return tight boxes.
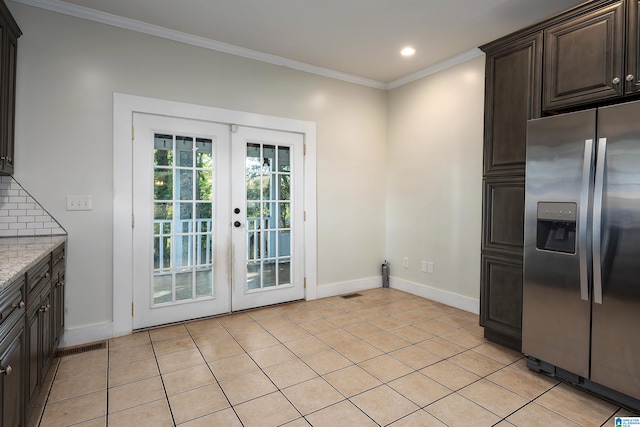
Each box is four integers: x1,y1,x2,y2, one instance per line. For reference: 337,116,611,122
113,93,317,337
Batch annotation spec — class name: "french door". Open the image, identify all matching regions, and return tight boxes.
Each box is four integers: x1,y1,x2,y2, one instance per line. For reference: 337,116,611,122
132,114,304,329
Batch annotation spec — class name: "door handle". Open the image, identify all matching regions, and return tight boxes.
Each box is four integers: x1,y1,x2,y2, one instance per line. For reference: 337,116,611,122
234,221,242,228
579,139,594,302
593,137,607,305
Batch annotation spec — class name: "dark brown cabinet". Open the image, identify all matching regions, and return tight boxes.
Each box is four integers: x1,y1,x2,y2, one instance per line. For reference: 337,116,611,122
25,256,54,413
51,246,65,352
480,254,523,350
0,276,26,427
479,0,640,352
544,1,625,111
0,0,20,175
543,0,640,111
0,321,24,427
0,242,65,424
483,32,542,176
480,31,541,351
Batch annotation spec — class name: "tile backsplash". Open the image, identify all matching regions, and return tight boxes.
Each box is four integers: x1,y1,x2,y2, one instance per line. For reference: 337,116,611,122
0,176,66,237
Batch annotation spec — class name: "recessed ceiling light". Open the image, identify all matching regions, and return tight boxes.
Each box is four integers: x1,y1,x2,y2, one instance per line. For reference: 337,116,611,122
401,47,416,56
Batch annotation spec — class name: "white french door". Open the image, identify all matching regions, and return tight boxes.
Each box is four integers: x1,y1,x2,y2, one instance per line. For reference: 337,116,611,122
231,126,305,311
132,113,304,329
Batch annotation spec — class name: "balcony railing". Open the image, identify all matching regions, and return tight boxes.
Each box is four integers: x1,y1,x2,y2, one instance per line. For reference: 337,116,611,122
154,217,276,271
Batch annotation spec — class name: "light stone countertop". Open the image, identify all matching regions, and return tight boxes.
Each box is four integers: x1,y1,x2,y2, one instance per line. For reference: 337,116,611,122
0,235,68,291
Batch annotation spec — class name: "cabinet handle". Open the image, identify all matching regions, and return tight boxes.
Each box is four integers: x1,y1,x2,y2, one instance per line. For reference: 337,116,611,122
626,74,635,82
40,304,50,313
56,280,65,288
0,366,12,376
11,301,25,310
0,156,4,160
613,77,621,84
6,157,11,163
43,272,50,279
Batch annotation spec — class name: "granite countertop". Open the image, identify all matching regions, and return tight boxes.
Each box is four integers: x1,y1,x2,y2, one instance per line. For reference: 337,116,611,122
0,235,68,291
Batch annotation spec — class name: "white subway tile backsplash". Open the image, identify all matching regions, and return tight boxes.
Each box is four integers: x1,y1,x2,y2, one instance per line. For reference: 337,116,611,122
0,177,66,238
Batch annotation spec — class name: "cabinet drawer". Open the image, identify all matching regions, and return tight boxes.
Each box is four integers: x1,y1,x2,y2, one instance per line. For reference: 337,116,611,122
0,277,25,328
26,257,51,305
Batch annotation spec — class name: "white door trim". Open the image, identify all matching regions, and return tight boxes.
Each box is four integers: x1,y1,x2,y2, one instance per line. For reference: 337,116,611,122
113,93,317,337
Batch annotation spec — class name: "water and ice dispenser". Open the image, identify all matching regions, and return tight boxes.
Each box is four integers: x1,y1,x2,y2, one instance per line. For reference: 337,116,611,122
536,202,577,254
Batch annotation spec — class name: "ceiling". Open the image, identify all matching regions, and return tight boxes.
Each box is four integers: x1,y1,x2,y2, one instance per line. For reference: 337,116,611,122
17,0,587,87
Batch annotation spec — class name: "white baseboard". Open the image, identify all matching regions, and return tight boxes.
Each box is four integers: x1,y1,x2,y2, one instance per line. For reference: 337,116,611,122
315,276,381,299
391,277,479,314
59,322,115,348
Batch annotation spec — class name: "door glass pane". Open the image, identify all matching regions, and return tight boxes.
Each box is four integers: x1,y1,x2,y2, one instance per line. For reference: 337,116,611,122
244,141,294,291
153,133,215,306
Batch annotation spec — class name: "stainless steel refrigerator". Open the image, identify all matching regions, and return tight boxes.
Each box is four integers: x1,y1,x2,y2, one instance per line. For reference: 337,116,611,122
523,99,640,410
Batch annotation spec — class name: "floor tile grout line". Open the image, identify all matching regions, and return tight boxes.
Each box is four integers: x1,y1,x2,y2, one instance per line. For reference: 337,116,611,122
148,330,179,427
185,322,249,427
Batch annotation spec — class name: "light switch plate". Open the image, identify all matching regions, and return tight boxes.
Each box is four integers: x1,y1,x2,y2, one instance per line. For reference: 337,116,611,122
67,195,92,211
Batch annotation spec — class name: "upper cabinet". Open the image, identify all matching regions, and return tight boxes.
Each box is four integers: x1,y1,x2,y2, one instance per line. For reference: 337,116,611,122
0,0,20,176
543,0,640,112
483,32,542,176
626,0,640,93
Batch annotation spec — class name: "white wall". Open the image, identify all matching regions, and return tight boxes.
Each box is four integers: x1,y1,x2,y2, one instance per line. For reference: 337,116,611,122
386,55,485,311
9,3,387,333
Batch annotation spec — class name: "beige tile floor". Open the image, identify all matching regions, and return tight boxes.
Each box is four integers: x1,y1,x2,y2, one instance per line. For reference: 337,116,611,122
29,288,638,427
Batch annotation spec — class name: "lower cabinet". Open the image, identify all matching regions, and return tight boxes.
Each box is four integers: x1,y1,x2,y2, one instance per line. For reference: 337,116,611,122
0,241,65,425
26,283,52,410
480,253,523,351
0,316,25,427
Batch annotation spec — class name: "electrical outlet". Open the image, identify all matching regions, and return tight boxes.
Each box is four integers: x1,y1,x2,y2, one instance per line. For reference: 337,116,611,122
427,262,434,274
67,195,92,211
421,261,428,273
403,257,409,268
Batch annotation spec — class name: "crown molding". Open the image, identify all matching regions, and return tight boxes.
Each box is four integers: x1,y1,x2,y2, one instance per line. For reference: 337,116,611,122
386,48,484,90
11,0,483,91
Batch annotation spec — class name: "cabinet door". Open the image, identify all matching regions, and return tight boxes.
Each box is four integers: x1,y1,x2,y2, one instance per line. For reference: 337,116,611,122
626,0,640,93
0,10,6,175
543,1,625,111
482,177,525,255
26,308,38,407
480,253,523,351
483,32,542,176
38,288,52,382
3,28,16,175
0,321,24,427
52,270,64,352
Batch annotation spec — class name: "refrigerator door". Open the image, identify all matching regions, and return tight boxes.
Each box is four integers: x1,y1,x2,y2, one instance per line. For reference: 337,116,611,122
523,109,595,378
591,100,640,399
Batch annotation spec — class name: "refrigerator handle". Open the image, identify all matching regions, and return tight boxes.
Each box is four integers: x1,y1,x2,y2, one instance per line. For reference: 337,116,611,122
579,139,594,301
593,137,607,305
